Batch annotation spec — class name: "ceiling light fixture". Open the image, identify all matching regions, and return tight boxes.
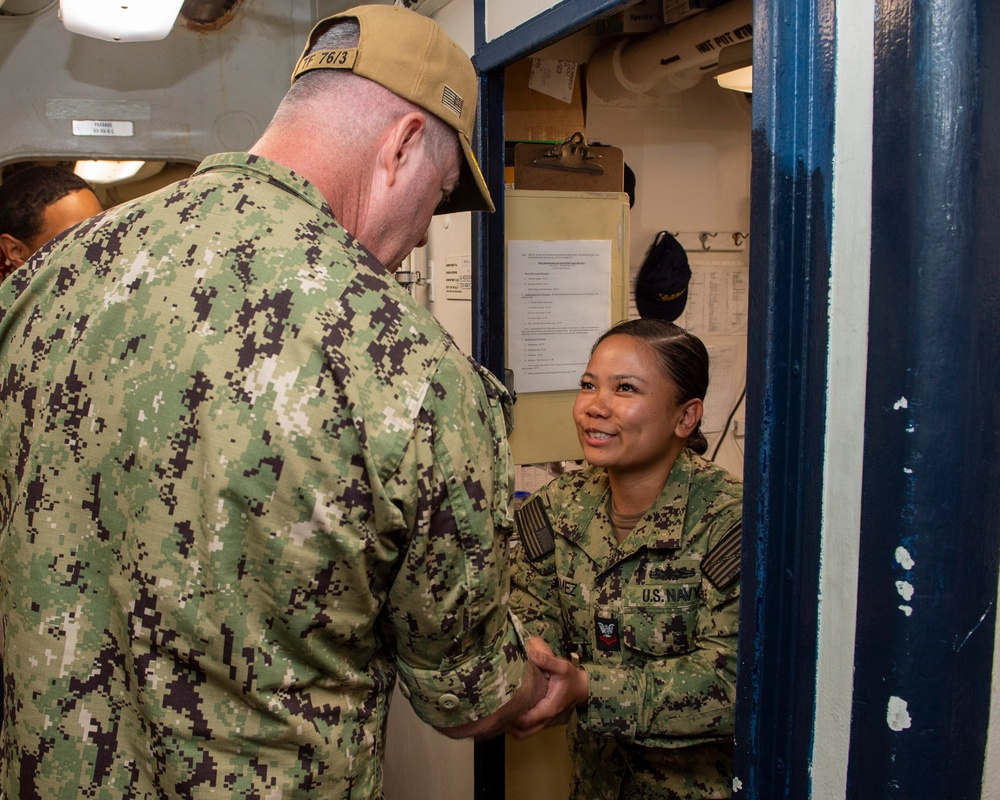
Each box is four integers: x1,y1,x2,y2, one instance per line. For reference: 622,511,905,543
74,160,146,185
714,40,753,94
59,0,185,42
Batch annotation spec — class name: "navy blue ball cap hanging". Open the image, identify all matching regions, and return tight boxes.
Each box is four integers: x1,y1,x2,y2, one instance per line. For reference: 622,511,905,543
635,231,691,322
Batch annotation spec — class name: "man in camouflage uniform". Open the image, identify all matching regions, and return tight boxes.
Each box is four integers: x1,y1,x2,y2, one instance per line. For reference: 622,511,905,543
0,6,543,798
511,450,742,799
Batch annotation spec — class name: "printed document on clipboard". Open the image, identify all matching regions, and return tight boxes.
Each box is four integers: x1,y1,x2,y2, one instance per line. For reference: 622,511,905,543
505,190,630,465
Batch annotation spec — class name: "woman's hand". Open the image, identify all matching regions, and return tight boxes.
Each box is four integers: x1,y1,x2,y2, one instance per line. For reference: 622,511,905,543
506,637,588,739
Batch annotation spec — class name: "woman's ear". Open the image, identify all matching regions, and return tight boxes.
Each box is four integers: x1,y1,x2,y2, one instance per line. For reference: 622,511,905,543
676,398,704,438
0,232,30,268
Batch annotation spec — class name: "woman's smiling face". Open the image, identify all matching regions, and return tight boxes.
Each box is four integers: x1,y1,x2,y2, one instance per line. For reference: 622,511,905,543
573,333,692,478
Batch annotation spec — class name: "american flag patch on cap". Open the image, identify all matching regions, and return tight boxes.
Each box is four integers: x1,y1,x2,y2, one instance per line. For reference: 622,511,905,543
442,85,463,117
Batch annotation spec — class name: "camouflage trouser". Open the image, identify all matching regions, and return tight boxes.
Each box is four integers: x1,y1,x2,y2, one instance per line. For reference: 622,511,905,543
569,727,734,800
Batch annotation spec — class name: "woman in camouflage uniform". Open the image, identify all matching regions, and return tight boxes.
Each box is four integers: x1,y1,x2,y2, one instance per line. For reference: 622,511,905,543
509,318,742,799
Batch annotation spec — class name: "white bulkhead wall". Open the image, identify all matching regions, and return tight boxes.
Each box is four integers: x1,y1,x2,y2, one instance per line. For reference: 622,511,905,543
402,0,479,355
485,0,562,43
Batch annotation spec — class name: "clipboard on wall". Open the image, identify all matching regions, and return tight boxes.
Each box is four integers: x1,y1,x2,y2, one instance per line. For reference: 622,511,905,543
513,140,625,193
505,189,631,465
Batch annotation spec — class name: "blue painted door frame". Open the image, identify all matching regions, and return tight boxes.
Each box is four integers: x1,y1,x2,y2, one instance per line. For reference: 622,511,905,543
734,0,833,796
848,1,1000,798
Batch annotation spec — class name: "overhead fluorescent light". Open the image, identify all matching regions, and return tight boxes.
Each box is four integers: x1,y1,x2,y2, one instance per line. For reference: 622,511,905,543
714,40,753,94
59,0,185,42
74,160,146,184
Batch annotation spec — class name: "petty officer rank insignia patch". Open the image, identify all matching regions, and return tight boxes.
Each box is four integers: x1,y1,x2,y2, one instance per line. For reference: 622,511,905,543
701,521,742,591
515,496,555,562
595,615,620,651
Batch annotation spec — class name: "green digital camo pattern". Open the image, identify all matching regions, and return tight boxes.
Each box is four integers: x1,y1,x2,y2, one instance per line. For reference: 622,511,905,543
510,450,742,799
0,152,527,799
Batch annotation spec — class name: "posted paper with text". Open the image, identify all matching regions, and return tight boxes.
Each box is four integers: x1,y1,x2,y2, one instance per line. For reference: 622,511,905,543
508,240,612,393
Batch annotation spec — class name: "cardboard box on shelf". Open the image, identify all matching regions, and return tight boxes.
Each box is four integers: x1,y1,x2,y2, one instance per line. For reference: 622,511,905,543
596,0,664,35
662,0,727,24
504,57,586,144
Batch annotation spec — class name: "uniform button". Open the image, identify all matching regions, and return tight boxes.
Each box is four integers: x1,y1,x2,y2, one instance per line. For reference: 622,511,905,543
399,682,411,700
437,693,460,711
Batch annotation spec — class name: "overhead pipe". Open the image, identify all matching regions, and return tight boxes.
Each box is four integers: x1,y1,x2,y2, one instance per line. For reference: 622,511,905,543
180,0,239,25
0,0,55,14
587,0,752,101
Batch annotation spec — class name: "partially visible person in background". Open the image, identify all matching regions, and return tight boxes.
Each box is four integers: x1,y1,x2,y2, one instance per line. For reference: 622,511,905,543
0,165,102,283
509,318,743,799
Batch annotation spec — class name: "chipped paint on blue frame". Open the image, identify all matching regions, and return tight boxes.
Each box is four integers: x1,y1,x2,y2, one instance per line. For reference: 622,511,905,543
848,1,1000,797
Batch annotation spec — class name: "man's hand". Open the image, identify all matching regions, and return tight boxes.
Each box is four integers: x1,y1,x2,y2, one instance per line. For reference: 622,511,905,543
435,640,549,740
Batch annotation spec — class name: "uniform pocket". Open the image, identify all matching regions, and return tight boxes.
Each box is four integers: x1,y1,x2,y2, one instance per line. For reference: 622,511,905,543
621,583,701,657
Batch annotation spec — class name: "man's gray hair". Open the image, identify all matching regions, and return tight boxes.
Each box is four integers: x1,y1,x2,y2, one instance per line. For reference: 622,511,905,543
280,16,456,164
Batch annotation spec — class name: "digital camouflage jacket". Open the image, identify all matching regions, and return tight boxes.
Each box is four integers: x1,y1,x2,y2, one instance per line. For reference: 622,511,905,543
511,450,742,799
0,153,526,799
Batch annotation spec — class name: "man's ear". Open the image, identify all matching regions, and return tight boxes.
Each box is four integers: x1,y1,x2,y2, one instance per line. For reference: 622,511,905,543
676,398,704,438
378,111,427,189
0,232,30,268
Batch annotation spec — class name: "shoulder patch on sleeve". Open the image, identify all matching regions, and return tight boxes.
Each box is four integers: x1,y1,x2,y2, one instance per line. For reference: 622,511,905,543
701,522,741,590
515,496,555,562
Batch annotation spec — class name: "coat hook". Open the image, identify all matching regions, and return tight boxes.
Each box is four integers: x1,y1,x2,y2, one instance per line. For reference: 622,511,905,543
699,232,718,250
733,232,749,246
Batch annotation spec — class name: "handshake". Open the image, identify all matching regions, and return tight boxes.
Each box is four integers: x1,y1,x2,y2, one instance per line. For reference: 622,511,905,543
505,637,589,739
437,636,588,741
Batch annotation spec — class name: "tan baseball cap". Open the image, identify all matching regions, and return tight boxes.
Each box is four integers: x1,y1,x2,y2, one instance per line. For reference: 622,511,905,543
291,4,494,215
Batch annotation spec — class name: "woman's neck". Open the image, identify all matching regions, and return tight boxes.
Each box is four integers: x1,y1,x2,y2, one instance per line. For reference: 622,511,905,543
609,501,646,544
606,454,679,516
